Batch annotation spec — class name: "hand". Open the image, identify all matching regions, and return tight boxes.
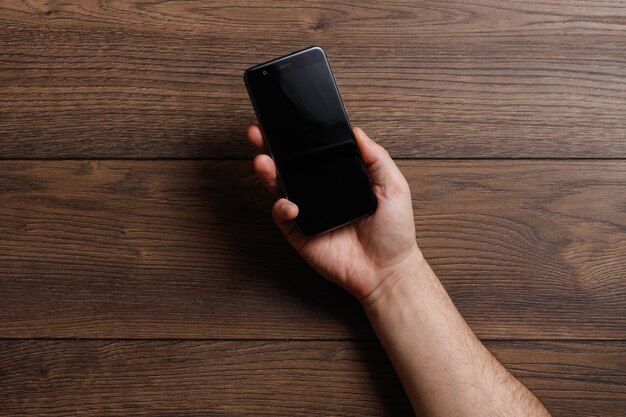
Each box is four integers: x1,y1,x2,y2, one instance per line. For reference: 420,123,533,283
247,125,419,302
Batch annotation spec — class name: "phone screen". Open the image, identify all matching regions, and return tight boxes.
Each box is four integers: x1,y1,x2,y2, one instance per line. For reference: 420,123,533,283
245,47,377,235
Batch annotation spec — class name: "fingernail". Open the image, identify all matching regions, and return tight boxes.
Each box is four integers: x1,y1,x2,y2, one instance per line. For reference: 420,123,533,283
282,202,293,216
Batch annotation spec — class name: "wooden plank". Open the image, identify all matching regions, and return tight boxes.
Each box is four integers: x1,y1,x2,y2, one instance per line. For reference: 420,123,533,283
1,160,625,339
0,340,624,416
1,0,625,158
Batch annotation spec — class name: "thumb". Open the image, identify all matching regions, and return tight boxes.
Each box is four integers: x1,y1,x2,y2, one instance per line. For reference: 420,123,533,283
353,127,403,189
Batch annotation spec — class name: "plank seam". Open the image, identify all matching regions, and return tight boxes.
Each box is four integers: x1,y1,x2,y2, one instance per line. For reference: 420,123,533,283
0,338,624,342
2,157,626,161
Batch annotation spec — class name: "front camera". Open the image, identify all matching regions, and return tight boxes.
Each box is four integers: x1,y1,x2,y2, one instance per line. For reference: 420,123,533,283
262,70,268,75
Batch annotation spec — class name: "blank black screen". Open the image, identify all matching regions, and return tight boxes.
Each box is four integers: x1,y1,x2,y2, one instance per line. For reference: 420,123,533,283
245,48,377,235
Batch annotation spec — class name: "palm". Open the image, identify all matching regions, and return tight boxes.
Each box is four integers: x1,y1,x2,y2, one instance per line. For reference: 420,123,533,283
296,220,377,294
286,180,416,300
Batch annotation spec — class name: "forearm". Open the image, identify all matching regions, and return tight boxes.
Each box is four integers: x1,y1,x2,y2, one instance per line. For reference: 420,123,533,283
363,251,551,417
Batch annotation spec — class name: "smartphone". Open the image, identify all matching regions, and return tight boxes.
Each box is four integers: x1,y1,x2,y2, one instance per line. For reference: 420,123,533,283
244,46,377,236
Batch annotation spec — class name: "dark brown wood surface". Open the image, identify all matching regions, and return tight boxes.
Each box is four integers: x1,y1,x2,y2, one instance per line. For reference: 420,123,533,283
0,340,624,417
1,160,626,340
1,1,625,416
1,0,625,158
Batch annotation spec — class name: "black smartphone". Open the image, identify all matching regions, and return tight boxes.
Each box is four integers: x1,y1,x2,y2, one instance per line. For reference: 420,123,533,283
244,46,377,236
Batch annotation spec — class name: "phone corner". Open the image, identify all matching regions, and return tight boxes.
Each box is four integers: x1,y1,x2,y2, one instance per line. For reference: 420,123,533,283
242,67,252,85
294,220,315,238
308,45,327,57
370,196,379,214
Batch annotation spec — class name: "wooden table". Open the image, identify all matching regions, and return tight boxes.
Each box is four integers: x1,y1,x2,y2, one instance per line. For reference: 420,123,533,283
1,1,625,415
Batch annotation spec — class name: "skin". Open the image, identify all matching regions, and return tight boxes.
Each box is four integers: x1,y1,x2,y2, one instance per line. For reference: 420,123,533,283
247,124,552,417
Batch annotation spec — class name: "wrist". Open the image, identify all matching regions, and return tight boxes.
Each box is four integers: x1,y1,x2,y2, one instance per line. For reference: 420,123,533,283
359,246,430,313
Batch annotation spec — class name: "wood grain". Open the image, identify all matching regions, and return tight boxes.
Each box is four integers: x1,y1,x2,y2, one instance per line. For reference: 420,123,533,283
1,0,625,158
1,160,625,339
0,340,624,417
2,0,624,413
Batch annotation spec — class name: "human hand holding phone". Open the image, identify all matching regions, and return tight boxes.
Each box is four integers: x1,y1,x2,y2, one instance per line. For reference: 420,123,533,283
245,47,550,417
247,124,419,302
